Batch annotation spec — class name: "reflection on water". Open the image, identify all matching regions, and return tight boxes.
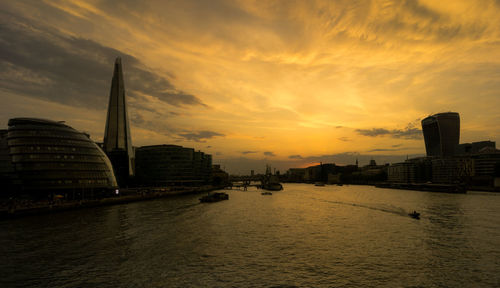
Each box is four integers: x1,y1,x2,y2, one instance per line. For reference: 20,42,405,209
1,184,499,287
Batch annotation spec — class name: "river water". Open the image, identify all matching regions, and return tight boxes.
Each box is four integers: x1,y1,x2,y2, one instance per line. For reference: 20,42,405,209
1,184,499,287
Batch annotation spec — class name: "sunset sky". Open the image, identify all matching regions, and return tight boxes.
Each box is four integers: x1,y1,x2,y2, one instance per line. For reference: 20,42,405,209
1,0,499,174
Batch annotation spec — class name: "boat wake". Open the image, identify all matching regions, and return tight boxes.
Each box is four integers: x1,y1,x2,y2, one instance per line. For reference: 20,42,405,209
312,197,409,217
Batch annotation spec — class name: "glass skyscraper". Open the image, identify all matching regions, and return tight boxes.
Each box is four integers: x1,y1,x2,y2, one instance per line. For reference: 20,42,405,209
421,112,460,157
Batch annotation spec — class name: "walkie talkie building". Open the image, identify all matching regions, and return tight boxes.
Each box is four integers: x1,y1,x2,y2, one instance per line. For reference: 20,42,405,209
421,112,460,157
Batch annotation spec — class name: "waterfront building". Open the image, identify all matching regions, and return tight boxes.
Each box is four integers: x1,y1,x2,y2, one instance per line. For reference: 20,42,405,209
388,152,499,188
135,145,212,186
456,141,496,155
327,173,341,184
421,112,460,157
212,165,229,186
103,57,134,187
286,168,306,182
286,164,359,183
431,157,473,184
303,165,323,182
387,162,412,183
469,148,500,187
0,118,117,199
387,157,432,183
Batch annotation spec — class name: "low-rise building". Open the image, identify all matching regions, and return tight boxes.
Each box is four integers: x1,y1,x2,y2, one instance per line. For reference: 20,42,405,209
286,168,306,182
211,164,229,186
431,157,473,184
387,157,432,183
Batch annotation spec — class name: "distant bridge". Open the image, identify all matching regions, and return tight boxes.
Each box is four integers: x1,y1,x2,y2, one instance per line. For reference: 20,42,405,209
229,175,262,182
226,180,262,190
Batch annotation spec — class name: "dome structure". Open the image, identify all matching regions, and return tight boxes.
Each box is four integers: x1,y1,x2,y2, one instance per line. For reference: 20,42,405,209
4,118,117,198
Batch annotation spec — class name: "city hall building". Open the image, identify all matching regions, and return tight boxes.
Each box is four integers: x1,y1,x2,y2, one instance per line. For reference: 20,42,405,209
0,118,118,199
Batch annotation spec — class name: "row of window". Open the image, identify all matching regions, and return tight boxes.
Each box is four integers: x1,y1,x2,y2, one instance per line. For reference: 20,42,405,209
9,125,77,133
7,130,90,141
15,162,110,171
19,170,113,179
9,146,102,156
8,138,94,148
22,178,112,187
11,154,104,163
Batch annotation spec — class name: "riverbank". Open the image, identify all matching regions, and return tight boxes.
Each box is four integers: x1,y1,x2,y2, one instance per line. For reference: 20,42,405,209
286,181,499,193
0,185,223,220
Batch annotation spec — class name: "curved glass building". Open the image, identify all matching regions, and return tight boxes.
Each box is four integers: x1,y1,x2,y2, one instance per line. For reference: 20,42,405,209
3,118,117,198
421,112,460,157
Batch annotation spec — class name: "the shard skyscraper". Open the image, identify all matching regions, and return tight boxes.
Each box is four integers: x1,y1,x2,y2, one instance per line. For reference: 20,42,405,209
103,57,134,187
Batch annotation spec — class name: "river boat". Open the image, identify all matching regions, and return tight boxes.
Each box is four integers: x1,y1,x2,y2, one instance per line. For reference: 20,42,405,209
199,192,229,203
262,182,283,191
408,211,420,219
261,191,272,195
261,168,283,191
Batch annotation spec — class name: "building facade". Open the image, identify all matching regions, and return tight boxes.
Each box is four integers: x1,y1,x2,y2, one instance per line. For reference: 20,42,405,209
431,157,474,184
456,141,496,155
135,145,212,186
1,118,117,199
387,157,432,183
421,112,460,157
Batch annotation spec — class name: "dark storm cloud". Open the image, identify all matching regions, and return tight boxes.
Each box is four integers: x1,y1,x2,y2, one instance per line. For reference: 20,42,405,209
241,151,258,155
177,131,225,142
288,155,303,159
355,125,422,140
130,113,146,125
355,128,391,137
367,148,403,152
401,0,441,21
263,151,276,157
0,13,205,110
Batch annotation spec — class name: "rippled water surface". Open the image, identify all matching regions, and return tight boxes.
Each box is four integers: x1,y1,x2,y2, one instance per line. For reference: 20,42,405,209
1,184,500,287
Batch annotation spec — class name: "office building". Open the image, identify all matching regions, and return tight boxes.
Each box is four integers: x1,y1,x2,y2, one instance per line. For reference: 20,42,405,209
456,141,496,155
135,145,212,186
421,112,460,157
387,157,432,183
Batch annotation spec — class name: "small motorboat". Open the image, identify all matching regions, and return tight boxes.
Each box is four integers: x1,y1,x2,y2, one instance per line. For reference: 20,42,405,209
261,191,272,195
408,211,420,219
